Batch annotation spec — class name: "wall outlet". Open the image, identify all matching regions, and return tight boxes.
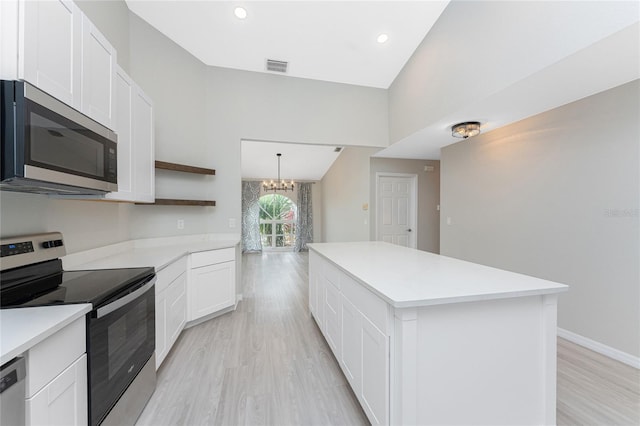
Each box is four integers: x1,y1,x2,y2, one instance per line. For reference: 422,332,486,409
229,218,236,229
177,219,185,230
424,165,435,172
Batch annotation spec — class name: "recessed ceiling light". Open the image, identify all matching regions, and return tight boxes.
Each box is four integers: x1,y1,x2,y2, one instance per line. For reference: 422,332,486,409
234,7,247,20
377,33,389,44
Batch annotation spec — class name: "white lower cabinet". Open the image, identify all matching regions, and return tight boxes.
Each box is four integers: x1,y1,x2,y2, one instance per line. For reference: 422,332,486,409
189,261,235,321
188,248,236,322
324,279,342,356
309,253,389,426
155,256,187,369
340,295,361,392
25,316,87,426
361,317,388,425
26,354,87,426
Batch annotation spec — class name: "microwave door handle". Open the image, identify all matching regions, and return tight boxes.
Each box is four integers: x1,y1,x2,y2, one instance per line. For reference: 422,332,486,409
95,276,156,319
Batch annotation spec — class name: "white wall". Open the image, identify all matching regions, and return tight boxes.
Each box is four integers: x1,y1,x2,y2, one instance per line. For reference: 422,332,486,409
126,13,388,240
0,192,131,253
321,147,382,242
0,4,388,251
203,66,388,238
126,12,214,239
440,80,640,357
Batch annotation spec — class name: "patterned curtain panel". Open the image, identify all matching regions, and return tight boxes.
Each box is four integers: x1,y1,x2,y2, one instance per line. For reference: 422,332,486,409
241,181,262,253
295,182,313,252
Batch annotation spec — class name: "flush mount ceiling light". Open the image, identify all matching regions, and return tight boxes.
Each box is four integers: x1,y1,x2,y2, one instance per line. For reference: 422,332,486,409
377,33,389,44
234,7,247,19
263,153,294,192
451,121,481,139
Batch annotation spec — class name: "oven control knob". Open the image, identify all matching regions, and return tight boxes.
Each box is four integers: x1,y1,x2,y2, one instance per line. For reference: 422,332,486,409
42,241,52,249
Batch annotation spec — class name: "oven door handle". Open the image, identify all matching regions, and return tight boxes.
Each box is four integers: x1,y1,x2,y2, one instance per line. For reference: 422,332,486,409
95,276,156,319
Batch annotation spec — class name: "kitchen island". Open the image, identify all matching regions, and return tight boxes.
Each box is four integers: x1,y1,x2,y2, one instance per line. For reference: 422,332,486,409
308,241,568,426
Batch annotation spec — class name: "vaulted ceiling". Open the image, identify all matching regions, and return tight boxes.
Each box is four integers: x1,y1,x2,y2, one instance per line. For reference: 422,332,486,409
126,1,640,175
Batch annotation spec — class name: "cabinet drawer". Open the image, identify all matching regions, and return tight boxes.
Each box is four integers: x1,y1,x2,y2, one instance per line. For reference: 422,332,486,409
191,248,235,269
156,255,187,293
341,274,388,334
26,317,85,397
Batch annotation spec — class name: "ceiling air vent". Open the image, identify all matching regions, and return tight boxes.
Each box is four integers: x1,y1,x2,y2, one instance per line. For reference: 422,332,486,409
266,59,288,73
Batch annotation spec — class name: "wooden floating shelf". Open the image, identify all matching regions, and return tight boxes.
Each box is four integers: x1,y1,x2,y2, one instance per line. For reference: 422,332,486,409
136,199,216,206
155,160,216,175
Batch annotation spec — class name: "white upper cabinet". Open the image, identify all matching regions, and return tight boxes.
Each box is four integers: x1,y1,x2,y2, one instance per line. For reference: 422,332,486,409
133,86,155,203
105,66,134,201
80,13,116,129
1,0,116,129
106,67,155,203
18,0,82,109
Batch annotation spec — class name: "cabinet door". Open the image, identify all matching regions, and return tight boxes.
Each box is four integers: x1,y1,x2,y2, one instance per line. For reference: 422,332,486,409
155,287,168,369
1,0,19,80
189,261,235,321
80,13,116,128
105,66,134,201
324,281,342,357
341,295,362,394
309,257,317,316
20,0,82,108
361,317,389,425
314,275,326,332
167,273,187,347
133,86,154,203
26,354,87,426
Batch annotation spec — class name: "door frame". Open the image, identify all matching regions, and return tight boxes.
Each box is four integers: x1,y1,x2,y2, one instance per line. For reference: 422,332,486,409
374,172,418,249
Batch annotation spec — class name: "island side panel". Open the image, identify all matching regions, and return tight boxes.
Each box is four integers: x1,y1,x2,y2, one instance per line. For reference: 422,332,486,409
407,294,554,425
542,294,559,426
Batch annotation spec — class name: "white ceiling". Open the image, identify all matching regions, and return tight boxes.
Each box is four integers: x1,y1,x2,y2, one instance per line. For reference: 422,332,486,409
127,1,640,171
125,0,449,89
374,2,640,160
241,140,348,181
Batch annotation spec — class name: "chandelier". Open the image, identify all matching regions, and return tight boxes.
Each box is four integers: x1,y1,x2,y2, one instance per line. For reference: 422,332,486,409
263,153,294,192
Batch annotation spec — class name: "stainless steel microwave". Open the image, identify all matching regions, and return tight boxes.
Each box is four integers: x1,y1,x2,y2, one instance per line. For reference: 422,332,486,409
0,80,117,195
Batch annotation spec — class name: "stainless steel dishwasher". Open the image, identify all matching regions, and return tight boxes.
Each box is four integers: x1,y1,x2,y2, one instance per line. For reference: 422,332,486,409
0,357,26,425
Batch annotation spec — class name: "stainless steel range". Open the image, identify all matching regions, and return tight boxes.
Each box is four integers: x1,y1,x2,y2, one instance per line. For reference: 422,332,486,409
0,232,156,426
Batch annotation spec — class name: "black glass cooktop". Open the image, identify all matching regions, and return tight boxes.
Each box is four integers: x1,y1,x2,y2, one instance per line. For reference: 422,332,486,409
0,259,154,309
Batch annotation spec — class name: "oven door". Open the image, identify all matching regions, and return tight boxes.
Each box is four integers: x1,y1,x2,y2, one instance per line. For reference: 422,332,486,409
87,276,155,426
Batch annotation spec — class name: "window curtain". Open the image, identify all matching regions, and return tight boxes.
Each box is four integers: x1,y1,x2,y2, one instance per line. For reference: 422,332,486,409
241,181,262,253
295,182,313,252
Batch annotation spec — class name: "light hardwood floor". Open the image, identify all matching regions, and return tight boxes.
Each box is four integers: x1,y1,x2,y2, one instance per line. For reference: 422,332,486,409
137,252,640,425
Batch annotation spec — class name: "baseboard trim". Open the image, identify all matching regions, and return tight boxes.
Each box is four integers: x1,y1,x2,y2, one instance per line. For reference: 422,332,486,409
557,327,640,369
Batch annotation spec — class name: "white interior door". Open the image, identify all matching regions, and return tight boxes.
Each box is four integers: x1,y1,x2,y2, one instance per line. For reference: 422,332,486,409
376,174,417,248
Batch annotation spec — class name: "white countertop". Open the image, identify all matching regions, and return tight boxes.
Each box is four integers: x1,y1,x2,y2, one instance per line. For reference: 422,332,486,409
1,304,91,365
66,240,239,271
308,242,568,308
